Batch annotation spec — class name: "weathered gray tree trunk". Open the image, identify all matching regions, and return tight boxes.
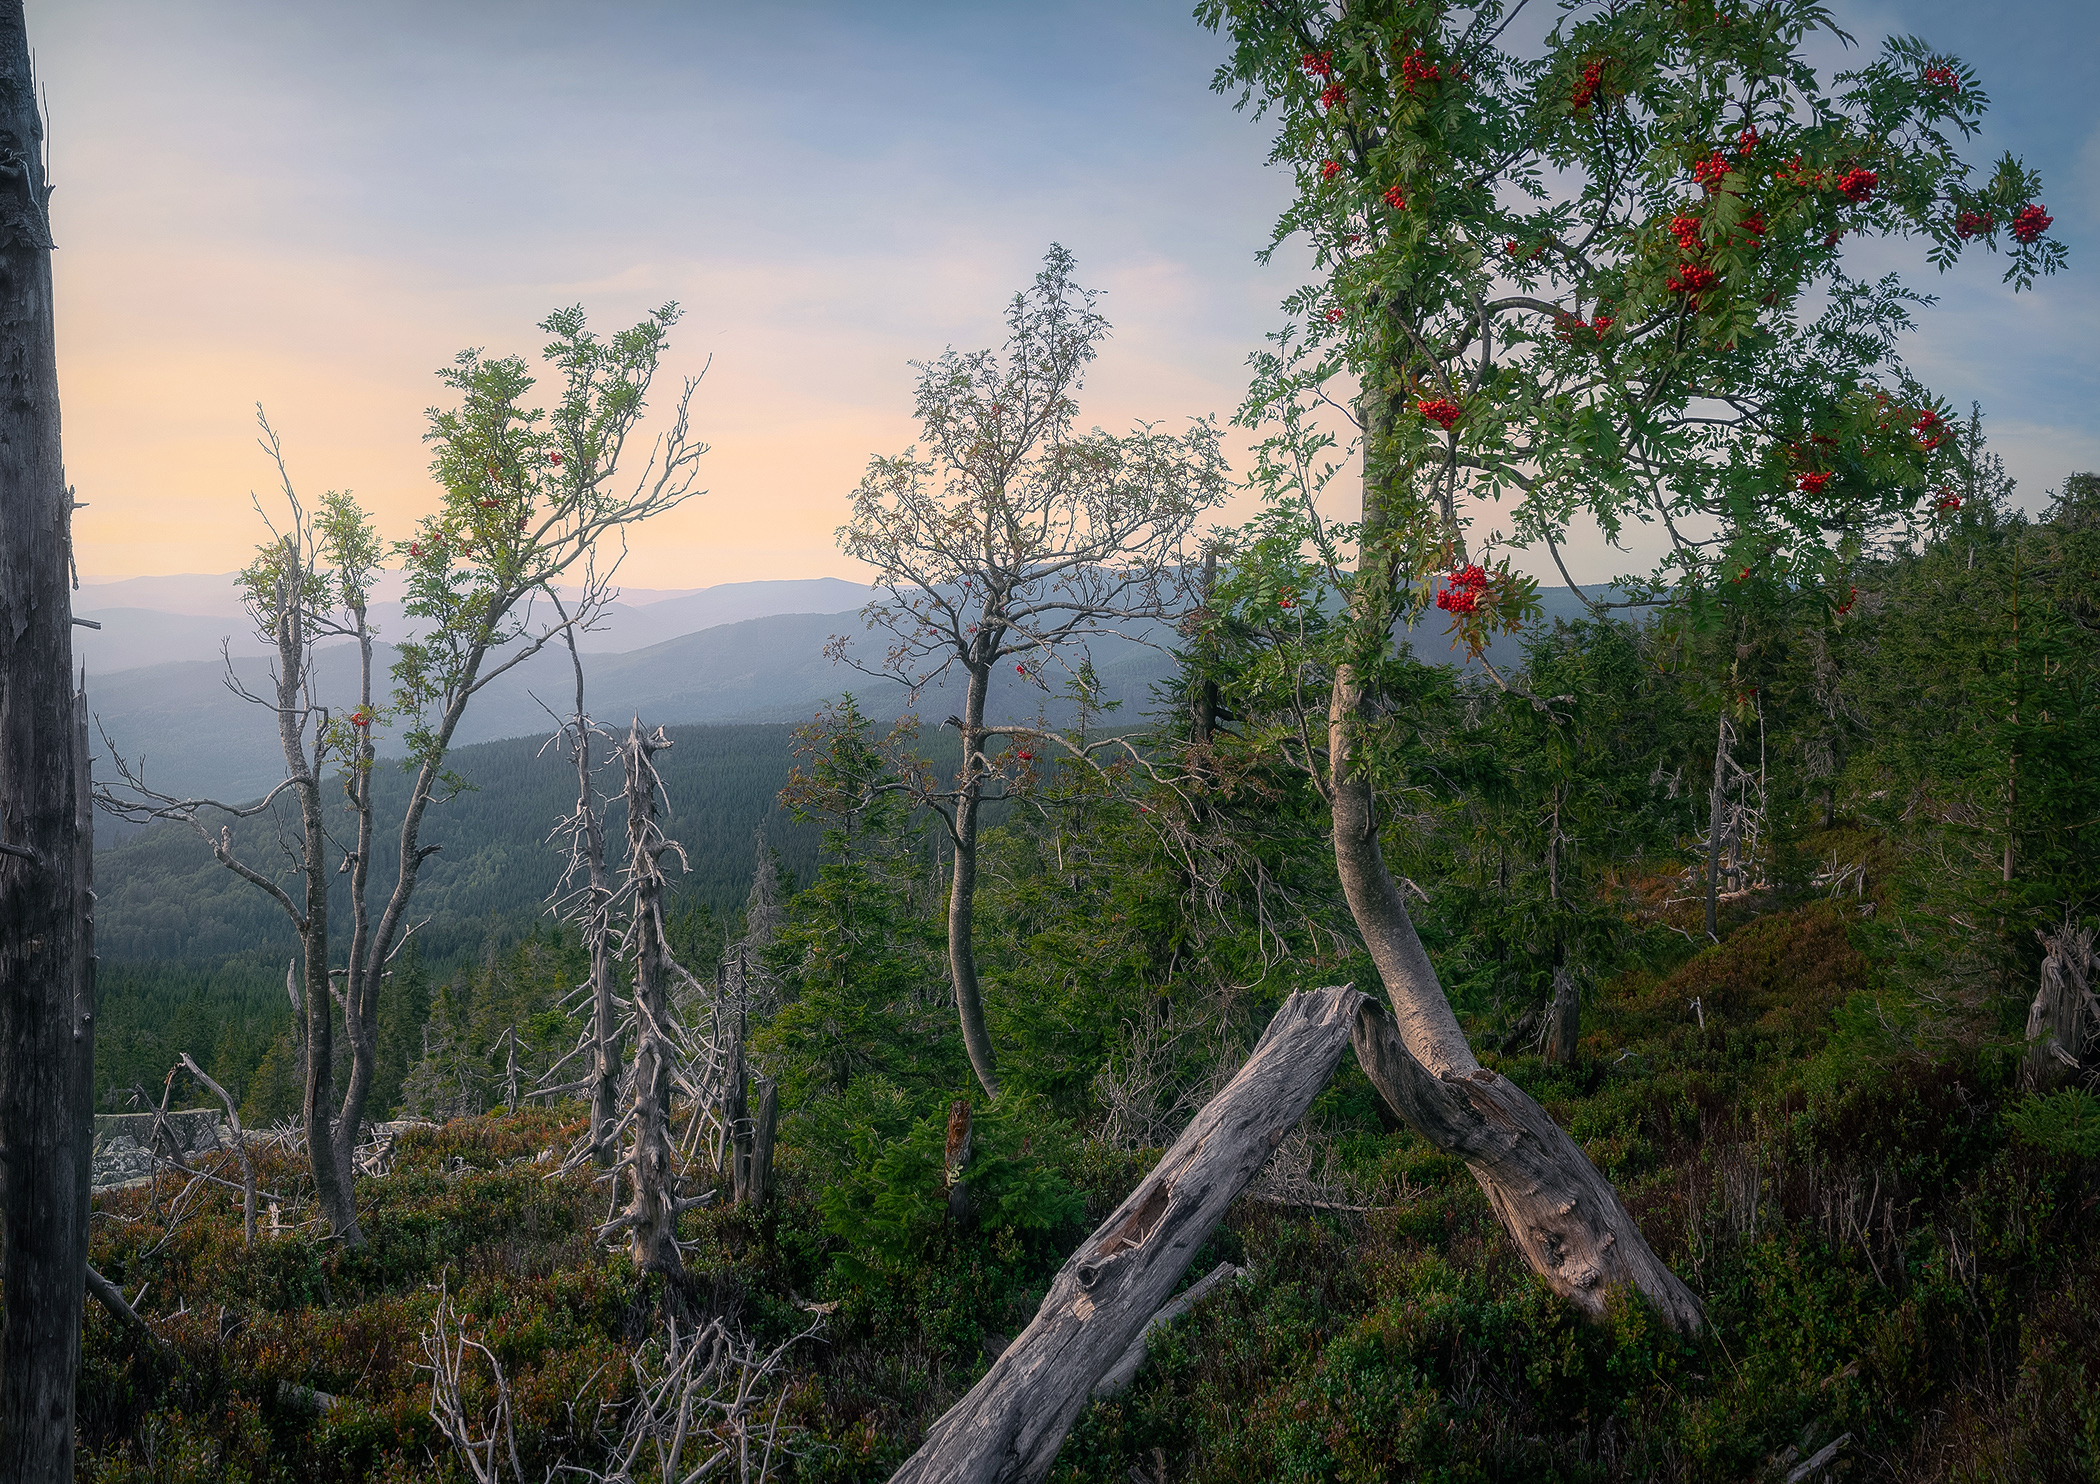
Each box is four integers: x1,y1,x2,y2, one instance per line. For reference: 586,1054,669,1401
1352,1000,1704,1331
1543,963,1580,1067
948,654,1000,1097
2023,926,2097,1093
620,721,683,1277
0,6,90,1471
888,987,1365,1484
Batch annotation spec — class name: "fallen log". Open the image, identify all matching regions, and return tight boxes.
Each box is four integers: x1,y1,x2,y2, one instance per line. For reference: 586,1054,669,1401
888,986,1365,1484
1351,999,1704,1333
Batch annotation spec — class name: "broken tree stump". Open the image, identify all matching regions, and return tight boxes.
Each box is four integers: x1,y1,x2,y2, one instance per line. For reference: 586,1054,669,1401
2023,925,2098,1093
1351,998,1704,1333
888,986,1365,1484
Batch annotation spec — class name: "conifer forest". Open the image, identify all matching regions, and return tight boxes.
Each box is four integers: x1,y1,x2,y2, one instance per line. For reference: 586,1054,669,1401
4,2,2099,1481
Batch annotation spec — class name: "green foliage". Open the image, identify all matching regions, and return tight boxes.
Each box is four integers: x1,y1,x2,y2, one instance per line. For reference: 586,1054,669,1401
818,1093,1084,1273
2006,1089,2100,1161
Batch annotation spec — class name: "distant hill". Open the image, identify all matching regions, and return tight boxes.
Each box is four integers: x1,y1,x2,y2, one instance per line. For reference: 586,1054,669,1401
94,722,840,977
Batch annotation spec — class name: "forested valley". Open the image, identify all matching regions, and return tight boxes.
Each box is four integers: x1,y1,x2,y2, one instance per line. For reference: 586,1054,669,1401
5,2,2097,1482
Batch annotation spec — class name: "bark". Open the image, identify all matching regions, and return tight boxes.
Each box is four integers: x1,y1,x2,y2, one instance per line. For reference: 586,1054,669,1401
747,1076,777,1213
567,635,620,1165
948,659,1000,1097
888,987,1364,1484
1352,1000,1704,1332
1543,964,1580,1067
2023,925,2097,1093
621,721,682,1277
331,597,378,1206
0,7,90,1471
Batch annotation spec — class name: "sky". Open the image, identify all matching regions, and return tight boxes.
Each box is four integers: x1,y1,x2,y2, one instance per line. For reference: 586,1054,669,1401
36,0,2100,591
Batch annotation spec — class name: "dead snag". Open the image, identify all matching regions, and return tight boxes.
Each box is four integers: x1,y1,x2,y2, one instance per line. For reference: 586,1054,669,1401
888,986,1365,1484
1543,964,1580,1067
1351,999,1704,1334
2023,925,2098,1093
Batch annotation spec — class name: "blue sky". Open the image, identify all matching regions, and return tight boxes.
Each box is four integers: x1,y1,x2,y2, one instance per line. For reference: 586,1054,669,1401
35,0,2098,588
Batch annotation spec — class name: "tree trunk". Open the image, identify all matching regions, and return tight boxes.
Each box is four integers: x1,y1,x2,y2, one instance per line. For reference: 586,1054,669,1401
949,660,1000,1097
0,6,90,1469
1352,1001,1704,1331
334,604,378,1196
2023,926,2097,1093
944,1097,973,1225
1543,963,1580,1067
889,987,1365,1484
1704,710,1728,941
621,721,682,1277
1324,388,1699,1335
747,1075,777,1212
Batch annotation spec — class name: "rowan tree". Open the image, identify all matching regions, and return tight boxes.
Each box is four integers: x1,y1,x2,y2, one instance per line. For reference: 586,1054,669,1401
1197,0,2064,1328
833,246,1227,1098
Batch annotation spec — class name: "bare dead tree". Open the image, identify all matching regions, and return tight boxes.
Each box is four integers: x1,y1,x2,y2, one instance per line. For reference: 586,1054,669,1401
0,8,93,1474
833,245,1226,1096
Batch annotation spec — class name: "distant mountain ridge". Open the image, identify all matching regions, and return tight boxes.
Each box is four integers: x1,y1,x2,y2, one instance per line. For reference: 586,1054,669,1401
85,573,1627,810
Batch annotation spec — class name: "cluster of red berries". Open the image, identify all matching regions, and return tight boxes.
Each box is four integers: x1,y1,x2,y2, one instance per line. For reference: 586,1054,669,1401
1797,471,1833,495
1834,586,1859,615
1435,564,1489,614
1934,490,1962,512
1571,57,1605,111
1325,307,1344,322
1321,159,1342,181
349,708,374,729
1320,82,1346,110
1913,410,1943,450
1016,749,1034,762
1836,168,1878,203
1399,49,1439,92
1921,63,1959,91
1667,263,1718,295
1554,313,1614,344
1670,213,1703,253
1503,239,1545,262
1691,152,1733,191
1737,125,1760,152
1382,183,1407,210
1301,51,1333,79
1418,396,1463,430
546,450,563,466
1954,210,1994,239
2011,204,2053,244
1277,587,1299,610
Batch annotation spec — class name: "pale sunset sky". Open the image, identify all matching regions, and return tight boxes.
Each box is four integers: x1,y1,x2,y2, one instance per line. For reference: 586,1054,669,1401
36,0,2100,591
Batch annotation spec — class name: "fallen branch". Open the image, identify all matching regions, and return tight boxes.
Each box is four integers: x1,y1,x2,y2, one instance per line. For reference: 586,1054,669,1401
84,1263,175,1366
1092,1261,1242,1400
889,986,1365,1484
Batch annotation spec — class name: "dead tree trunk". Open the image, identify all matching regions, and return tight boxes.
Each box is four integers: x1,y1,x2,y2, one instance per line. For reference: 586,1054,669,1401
1352,1000,1704,1332
748,1075,777,1213
944,1097,974,1225
2023,926,2098,1093
1703,710,1729,941
617,720,683,1278
0,7,91,1473
1543,964,1580,1067
888,987,1365,1484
